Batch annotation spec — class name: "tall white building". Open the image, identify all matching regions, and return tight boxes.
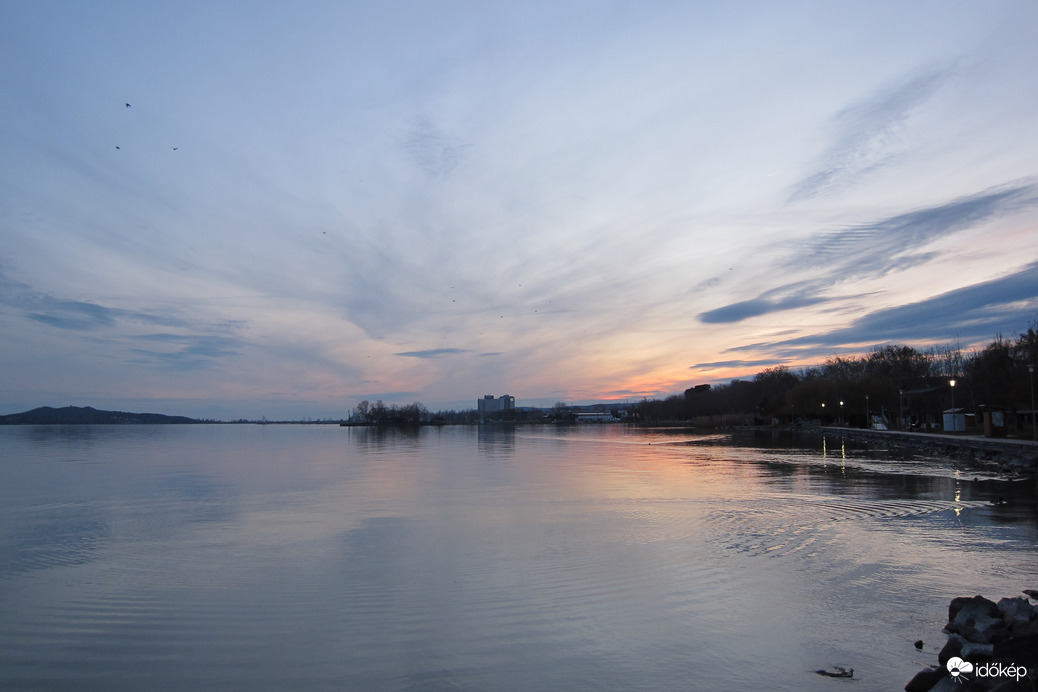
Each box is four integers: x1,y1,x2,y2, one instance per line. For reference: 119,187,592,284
477,394,515,418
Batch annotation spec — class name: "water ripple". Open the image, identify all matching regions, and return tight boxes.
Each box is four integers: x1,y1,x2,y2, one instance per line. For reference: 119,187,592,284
706,496,989,558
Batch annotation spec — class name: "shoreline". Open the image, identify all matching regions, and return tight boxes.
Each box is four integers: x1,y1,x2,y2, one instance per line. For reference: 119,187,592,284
784,426,1038,477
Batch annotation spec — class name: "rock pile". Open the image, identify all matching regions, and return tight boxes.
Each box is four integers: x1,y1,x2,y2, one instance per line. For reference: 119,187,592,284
906,593,1038,691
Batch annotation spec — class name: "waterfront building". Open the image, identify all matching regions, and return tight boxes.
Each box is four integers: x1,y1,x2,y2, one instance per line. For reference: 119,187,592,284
477,394,515,421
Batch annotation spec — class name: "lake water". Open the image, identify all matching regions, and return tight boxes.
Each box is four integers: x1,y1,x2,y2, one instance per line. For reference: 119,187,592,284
1,424,1035,691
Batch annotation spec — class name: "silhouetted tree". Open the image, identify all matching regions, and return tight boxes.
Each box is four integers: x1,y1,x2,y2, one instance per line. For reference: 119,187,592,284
354,400,370,422
966,336,1016,410
753,367,798,421
865,345,932,384
684,384,713,418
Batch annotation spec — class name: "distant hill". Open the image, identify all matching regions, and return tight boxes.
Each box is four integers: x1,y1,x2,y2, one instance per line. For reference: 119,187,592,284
0,406,201,425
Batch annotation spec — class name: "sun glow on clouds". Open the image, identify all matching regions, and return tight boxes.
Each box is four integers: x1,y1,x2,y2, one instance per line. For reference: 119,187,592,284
2,1,1038,418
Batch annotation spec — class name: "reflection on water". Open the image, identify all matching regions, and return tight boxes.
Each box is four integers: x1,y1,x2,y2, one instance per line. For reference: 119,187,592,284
0,424,1034,691
477,423,517,457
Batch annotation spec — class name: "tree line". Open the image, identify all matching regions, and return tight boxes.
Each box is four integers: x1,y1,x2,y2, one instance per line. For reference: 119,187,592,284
348,401,544,426
350,400,432,425
632,325,1038,429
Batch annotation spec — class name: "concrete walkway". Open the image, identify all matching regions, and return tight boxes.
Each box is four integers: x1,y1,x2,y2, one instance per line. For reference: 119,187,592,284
821,426,1038,448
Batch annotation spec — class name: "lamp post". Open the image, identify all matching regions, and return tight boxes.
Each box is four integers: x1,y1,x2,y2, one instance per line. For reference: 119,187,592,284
899,389,904,431
949,379,956,410
839,400,844,426
1029,365,1036,441
865,394,870,430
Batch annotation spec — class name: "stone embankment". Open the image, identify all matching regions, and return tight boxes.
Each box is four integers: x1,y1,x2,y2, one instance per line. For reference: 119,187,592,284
796,427,1038,477
906,593,1038,691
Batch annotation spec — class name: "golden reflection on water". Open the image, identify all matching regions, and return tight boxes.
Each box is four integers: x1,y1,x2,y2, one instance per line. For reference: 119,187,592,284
820,436,848,473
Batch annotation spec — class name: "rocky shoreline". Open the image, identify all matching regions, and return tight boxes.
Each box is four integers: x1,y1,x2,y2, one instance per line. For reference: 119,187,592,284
905,592,1038,691
787,426,1038,477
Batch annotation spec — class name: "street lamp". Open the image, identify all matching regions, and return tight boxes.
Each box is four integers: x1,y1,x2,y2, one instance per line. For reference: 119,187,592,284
949,379,956,410
865,394,870,430
839,400,844,426
1029,365,1036,441
899,388,904,431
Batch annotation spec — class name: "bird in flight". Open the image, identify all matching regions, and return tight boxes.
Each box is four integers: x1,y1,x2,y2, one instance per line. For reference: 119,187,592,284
172,147,178,151
115,146,121,150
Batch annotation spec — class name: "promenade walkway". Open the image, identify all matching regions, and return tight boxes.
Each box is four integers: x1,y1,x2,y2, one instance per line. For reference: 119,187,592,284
824,426,1038,449
812,425,1038,475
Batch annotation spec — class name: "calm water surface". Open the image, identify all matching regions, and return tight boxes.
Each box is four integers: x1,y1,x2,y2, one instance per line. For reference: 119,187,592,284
1,424,1035,691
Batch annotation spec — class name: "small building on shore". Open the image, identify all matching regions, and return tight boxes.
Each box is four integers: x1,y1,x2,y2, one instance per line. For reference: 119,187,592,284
575,411,616,423
942,408,967,432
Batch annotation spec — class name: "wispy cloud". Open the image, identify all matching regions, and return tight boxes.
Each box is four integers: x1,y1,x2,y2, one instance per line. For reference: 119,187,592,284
0,267,185,331
128,333,242,370
394,348,470,358
1,268,243,370
698,183,1038,325
337,247,430,339
24,300,120,330
760,262,1038,352
788,68,951,202
691,359,788,370
698,293,831,325
788,182,1038,278
402,118,471,178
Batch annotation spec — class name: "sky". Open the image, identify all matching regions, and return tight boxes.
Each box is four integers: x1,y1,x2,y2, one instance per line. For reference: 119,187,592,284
2,0,1038,420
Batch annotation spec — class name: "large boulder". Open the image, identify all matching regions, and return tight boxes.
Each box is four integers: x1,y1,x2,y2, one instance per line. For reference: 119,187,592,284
992,632,1038,673
1006,618,1038,638
996,597,1035,632
947,596,1010,644
937,635,993,666
938,635,963,667
949,595,1000,623
905,666,944,691
961,641,995,661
